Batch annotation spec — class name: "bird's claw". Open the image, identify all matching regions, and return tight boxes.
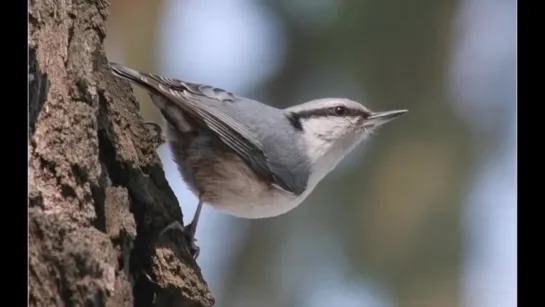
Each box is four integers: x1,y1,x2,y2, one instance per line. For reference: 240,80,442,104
143,121,165,148
159,221,200,259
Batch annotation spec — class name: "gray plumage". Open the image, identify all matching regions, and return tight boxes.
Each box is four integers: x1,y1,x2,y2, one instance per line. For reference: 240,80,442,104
110,63,309,197
110,62,407,258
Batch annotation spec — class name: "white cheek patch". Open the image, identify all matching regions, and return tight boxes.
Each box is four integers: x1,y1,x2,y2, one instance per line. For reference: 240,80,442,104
304,117,346,141
300,116,369,187
301,119,329,158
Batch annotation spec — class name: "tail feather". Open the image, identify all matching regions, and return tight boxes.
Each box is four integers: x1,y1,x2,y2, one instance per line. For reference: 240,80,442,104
109,62,162,93
109,62,197,133
109,62,141,81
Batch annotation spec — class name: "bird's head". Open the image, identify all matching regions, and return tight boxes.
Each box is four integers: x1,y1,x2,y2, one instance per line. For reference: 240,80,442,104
285,98,407,179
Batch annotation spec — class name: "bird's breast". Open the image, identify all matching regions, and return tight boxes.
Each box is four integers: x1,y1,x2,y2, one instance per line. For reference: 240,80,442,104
178,143,310,219
198,160,309,219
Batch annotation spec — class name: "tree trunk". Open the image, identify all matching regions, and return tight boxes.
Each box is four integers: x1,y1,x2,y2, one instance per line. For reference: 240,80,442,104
28,0,214,306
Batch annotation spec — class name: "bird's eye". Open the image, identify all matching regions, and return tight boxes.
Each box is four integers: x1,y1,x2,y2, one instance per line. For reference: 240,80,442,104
334,106,347,115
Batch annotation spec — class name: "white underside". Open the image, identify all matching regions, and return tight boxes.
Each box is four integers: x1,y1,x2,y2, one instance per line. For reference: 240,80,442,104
190,154,326,219
208,183,315,219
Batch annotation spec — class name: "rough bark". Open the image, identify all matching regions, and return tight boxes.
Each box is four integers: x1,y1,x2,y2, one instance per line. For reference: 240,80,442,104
28,0,214,306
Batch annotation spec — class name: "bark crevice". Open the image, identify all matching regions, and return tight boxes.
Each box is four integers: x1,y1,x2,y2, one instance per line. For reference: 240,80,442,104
28,0,214,306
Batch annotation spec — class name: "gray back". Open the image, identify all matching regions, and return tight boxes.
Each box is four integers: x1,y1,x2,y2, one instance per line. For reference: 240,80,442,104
213,96,311,194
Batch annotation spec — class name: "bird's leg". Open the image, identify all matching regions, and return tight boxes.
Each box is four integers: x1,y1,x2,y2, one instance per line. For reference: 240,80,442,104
158,198,203,259
143,121,165,148
184,199,203,258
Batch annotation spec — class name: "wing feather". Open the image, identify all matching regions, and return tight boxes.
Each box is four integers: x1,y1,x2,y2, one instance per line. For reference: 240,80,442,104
110,62,304,194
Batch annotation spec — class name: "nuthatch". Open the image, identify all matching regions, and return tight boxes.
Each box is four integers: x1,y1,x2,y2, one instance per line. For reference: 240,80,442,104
110,62,407,258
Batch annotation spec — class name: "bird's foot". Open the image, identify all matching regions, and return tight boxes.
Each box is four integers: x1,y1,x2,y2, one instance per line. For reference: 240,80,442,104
159,221,200,259
143,121,165,148
184,221,200,259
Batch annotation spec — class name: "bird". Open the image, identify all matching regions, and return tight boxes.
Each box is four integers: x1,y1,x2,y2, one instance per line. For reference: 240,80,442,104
109,62,407,258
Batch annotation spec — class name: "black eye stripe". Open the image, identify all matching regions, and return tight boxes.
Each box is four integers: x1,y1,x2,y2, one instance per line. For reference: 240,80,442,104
291,107,369,119
286,112,303,131
286,106,371,131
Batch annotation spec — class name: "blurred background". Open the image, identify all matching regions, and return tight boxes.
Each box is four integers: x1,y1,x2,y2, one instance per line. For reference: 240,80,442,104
105,0,516,306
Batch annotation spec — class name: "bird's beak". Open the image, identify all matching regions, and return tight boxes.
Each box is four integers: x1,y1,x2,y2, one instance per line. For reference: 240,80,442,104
365,109,408,128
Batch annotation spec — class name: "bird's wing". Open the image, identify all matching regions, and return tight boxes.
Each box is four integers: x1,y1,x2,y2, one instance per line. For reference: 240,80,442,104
110,62,306,195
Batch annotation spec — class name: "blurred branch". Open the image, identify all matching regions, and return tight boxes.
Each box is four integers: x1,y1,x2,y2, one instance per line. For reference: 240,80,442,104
338,1,468,307
28,0,213,306
219,1,471,306
105,0,164,123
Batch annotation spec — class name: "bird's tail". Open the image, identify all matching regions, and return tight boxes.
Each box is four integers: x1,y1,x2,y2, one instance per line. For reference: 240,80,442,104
109,62,197,133
109,62,163,94
109,62,142,81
